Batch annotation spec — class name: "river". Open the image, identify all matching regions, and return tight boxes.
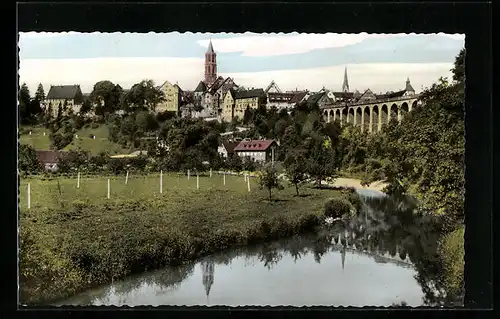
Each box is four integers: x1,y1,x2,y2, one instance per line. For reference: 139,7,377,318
56,189,450,307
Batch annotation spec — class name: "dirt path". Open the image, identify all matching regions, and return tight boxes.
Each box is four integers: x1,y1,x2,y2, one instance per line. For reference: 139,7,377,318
328,177,388,192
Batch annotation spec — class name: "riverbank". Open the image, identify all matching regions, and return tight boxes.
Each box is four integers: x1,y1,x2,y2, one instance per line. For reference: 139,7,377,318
325,177,388,192
19,175,346,305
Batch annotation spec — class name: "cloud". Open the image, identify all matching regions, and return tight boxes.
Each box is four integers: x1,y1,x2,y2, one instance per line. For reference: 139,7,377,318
197,33,392,57
197,32,465,57
19,57,454,95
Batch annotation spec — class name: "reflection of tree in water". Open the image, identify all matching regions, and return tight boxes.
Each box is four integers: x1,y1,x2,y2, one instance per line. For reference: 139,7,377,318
258,242,284,270
286,235,310,263
149,263,195,296
327,192,460,306
95,262,196,303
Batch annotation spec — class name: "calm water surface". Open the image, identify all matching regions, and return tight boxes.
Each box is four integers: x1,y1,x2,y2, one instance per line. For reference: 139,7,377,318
57,189,450,307
58,235,422,307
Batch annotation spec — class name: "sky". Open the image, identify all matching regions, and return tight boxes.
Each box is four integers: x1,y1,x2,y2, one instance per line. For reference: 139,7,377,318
18,32,465,95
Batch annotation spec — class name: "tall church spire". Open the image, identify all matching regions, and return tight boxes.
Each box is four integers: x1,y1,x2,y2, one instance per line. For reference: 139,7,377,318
342,67,350,92
201,260,215,306
207,39,214,53
204,40,217,86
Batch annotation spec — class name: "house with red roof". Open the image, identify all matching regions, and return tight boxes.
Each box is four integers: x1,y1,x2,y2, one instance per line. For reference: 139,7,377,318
218,140,240,158
233,139,278,163
35,150,68,171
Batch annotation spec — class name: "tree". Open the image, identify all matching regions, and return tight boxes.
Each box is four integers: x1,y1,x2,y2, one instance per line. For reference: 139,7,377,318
44,103,53,127
56,103,63,121
90,80,124,116
19,144,43,174
49,118,75,150
19,83,32,124
452,48,465,84
305,134,337,187
258,163,283,201
135,111,158,132
225,153,243,171
34,83,45,103
243,106,253,124
123,80,165,112
57,149,90,173
283,150,308,196
79,99,92,115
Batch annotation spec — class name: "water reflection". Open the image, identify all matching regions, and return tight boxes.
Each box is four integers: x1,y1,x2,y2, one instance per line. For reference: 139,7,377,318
58,230,423,307
332,190,459,306
57,190,457,307
201,260,214,305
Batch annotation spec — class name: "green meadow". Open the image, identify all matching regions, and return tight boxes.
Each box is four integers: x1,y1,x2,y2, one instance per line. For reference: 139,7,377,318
19,124,131,155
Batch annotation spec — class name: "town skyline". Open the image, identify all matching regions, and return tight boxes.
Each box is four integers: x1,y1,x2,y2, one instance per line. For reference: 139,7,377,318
19,32,464,94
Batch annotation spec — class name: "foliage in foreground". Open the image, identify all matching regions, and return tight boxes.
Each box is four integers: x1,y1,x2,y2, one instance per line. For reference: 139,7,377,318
438,225,465,300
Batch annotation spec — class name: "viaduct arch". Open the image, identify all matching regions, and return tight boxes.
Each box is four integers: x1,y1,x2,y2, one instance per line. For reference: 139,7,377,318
322,96,420,134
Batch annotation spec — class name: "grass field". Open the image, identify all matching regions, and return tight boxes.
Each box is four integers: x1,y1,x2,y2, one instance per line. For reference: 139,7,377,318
19,172,263,211
19,172,344,304
19,124,132,155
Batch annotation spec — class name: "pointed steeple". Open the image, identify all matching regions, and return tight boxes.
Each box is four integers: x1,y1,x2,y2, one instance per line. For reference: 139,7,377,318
207,39,214,53
204,39,217,85
342,67,350,92
201,260,214,306
405,77,415,94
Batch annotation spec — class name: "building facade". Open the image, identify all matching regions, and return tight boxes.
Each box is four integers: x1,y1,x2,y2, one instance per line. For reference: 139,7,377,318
222,88,266,122
45,85,84,117
233,139,278,163
156,80,182,114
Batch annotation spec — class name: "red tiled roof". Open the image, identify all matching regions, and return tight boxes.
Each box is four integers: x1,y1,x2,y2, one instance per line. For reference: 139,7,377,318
35,150,67,164
234,140,277,152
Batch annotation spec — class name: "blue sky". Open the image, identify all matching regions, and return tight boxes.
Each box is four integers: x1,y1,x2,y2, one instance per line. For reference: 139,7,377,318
18,32,465,94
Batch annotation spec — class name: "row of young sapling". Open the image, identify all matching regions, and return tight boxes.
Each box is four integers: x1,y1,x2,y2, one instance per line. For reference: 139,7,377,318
24,168,254,210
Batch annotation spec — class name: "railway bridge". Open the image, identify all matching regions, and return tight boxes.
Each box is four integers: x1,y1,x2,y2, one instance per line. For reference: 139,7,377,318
321,95,421,133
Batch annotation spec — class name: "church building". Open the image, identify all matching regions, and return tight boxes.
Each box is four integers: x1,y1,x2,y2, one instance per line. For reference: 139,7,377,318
190,40,240,120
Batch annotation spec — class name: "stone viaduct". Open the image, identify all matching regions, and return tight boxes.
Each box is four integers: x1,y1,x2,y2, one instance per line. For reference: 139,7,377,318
321,95,421,133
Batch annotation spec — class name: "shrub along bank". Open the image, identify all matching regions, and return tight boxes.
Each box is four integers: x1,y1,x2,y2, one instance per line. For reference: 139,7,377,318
19,183,351,305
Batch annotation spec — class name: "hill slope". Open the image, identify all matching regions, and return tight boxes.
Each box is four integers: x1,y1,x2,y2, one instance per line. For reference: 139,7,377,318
19,124,134,155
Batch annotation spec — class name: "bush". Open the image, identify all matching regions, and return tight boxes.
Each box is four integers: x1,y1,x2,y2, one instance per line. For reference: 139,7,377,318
438,226,464,300
324,198,352,219
19,144,43,174
19,224,85,304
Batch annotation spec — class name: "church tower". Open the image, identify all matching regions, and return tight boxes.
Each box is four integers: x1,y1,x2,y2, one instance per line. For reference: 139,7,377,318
342,67,350,92
201,259,215,305
204,40,217,86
